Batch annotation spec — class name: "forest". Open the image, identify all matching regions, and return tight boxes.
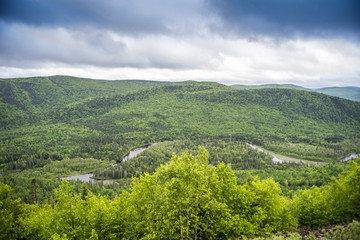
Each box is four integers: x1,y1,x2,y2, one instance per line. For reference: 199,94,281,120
1,75,360,239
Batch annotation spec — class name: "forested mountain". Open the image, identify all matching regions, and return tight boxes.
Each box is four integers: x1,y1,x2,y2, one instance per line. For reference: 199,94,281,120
1,76,360,239
1,79,360,171
314,86,360,102
0,75,172,128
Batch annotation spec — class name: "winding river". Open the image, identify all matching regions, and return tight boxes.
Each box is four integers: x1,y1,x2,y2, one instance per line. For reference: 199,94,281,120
246,143,359,165
246,143,283,163
339,153,360,162
60,143,158,184
61,142,359,183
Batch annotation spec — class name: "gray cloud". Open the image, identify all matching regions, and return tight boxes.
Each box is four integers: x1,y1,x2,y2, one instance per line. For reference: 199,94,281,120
1,0,212,35
2,0,359,39
1,0,360,87
0,22,224,70
209,0,360,39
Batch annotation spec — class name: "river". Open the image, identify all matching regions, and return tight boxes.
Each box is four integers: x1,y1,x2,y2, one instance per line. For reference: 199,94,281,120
246,143,359,165
246,143,283,163
60,143,158,184
339,153,360,162
61,142,358,183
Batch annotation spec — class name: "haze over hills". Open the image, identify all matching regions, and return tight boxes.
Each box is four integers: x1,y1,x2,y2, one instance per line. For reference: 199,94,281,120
231,83,360,102
314,87,360,102
231,84,311,91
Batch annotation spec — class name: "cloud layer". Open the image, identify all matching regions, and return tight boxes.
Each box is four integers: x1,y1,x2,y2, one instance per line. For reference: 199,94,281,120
211,0,360,38
1,0,359,87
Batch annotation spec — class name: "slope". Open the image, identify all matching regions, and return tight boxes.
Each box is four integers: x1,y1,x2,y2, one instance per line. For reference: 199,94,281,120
1,81,359,171
0,75,173,128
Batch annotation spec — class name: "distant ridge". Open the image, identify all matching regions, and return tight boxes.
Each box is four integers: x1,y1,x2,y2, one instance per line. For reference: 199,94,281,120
231,84,311,91
2,75,359,102
314,87,360,102
231,84,360,101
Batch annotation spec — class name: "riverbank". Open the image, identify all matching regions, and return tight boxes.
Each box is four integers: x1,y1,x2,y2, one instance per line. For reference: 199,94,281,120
247,143,327,165
60,143,158,184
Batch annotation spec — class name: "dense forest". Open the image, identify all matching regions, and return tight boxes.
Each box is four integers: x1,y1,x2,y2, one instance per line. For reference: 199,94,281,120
1,150,360,239
1,75,360,239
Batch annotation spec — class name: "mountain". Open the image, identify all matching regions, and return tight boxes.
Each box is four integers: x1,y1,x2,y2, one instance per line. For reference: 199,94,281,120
1,78,359,166
0,75,173,128
314,87,360,102
231,84,311,91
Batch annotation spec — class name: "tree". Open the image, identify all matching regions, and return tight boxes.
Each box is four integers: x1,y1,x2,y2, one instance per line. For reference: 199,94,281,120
0,182,24,239
20,180,112,240
29,178,38,204
111,147,295,239
293,158,360,228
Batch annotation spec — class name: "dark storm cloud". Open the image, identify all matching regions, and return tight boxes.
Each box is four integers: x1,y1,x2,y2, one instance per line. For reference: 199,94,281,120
0,0,215,69
209,0,360,38
1,0,88,26
0,0,177,34
2,0,359,38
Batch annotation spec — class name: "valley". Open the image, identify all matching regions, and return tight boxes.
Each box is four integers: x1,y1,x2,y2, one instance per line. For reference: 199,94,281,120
1,75,360,239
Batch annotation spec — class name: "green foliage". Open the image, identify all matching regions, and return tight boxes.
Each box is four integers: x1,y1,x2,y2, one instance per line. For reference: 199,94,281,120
1,81,359,174
94,139,273,180
1,176,127,204
293,158,360,228
19,180,114,240
0,75,172,128
1,77,360,238
0,182,24,239
264,139,360,162
339,220,360,240
1,151,360,239
242,177,296,234
2,150,293,239
235,161,348,197
41,157,113,177
110,148,295,239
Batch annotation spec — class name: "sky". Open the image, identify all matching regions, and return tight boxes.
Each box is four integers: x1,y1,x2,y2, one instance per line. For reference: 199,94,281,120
1,0,360,88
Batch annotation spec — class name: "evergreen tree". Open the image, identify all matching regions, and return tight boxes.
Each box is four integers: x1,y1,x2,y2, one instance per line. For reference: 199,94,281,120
29,178,38,204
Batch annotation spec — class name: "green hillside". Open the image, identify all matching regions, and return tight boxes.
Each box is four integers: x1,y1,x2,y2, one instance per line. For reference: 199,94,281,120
0,75,172,128
1,80,359,173
2,77,360,238
314,87,360,102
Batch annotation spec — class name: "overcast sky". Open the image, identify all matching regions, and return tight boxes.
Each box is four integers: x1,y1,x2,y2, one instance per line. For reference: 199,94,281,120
1,0,360,87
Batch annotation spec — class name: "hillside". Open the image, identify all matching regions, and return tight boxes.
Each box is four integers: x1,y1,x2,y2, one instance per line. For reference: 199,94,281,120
314,87,360,102
0,75,172,128
2,77,360,239
1,80,359,171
